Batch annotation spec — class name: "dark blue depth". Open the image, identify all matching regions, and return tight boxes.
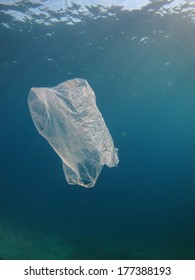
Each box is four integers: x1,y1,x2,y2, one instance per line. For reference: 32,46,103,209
0,1,195,260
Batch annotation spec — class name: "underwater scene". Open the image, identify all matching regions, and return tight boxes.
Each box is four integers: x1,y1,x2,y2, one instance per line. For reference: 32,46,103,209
0,0,195,260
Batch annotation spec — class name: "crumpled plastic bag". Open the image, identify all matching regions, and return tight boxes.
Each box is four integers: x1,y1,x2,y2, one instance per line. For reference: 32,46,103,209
27,78,119,188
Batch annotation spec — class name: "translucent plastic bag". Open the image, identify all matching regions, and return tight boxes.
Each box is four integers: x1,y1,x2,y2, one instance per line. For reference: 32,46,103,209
27,78,119,188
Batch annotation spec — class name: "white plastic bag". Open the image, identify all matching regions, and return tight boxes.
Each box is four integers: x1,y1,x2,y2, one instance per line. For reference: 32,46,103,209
28,78,119,188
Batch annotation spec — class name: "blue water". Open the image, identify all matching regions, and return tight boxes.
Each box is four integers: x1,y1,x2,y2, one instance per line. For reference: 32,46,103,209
1,0,195,260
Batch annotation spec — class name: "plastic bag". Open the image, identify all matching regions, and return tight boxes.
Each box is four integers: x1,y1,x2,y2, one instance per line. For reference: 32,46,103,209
27,78,119,188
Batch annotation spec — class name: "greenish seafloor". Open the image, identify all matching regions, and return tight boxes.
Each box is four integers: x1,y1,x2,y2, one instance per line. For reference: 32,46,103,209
0,218,194,260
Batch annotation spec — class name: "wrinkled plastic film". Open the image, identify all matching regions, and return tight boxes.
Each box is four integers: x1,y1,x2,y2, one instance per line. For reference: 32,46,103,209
28,78,119,188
